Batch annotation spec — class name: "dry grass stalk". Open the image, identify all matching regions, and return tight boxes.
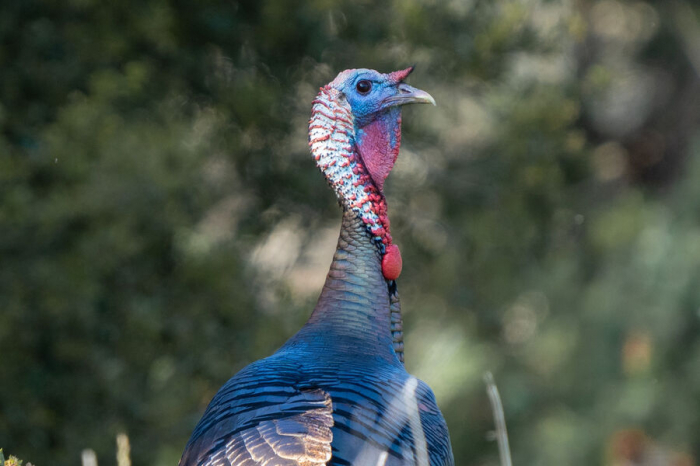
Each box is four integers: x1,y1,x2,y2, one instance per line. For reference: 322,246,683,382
484,372,513,466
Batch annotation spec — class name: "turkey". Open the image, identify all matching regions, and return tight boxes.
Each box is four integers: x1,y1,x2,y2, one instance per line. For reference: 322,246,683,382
180,67,454,466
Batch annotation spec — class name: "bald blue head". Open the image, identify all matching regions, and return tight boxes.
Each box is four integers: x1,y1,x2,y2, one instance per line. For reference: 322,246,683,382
320,67,436,192
328,67,435,127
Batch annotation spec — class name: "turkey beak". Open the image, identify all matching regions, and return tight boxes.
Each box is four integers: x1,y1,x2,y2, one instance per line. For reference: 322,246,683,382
385,83,436,107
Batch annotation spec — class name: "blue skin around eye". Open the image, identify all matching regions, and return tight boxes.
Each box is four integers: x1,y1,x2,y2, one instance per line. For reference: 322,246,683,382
341,70,400,125
340,70,403,151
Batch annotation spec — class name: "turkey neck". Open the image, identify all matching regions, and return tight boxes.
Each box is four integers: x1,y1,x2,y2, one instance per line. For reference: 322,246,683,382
293,85,402,364
288,208,397,362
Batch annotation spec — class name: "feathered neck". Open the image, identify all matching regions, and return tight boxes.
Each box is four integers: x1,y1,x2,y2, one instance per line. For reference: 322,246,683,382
309,86,396,255
304,84,406,363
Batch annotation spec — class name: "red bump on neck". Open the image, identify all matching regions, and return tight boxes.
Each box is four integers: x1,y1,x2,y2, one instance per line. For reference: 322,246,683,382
382,244,403,280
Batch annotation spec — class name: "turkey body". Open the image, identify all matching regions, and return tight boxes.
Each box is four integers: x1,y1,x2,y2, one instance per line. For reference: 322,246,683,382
181,341,452,466
181,213,453,466
179,68,454,466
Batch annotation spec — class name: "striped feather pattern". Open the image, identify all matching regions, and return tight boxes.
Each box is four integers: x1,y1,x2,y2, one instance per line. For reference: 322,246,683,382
181,348,453,466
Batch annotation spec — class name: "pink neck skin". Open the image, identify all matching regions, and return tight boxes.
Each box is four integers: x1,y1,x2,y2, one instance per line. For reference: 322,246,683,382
355,112,402,193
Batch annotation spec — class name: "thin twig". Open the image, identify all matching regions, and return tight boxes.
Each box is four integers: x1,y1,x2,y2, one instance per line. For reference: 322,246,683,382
81,449,98,466
116,433,131,466
483,372,513,466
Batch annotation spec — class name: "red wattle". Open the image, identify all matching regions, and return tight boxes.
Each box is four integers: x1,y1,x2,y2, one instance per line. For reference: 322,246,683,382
382,244,403,281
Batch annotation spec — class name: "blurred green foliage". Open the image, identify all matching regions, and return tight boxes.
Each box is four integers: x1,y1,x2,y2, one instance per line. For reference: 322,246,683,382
1,0,699,465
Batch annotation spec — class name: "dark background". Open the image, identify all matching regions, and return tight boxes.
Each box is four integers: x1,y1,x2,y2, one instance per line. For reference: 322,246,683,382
2,0,699,465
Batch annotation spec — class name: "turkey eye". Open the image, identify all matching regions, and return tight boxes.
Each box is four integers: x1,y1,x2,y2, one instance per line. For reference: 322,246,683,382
356,80,372,94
